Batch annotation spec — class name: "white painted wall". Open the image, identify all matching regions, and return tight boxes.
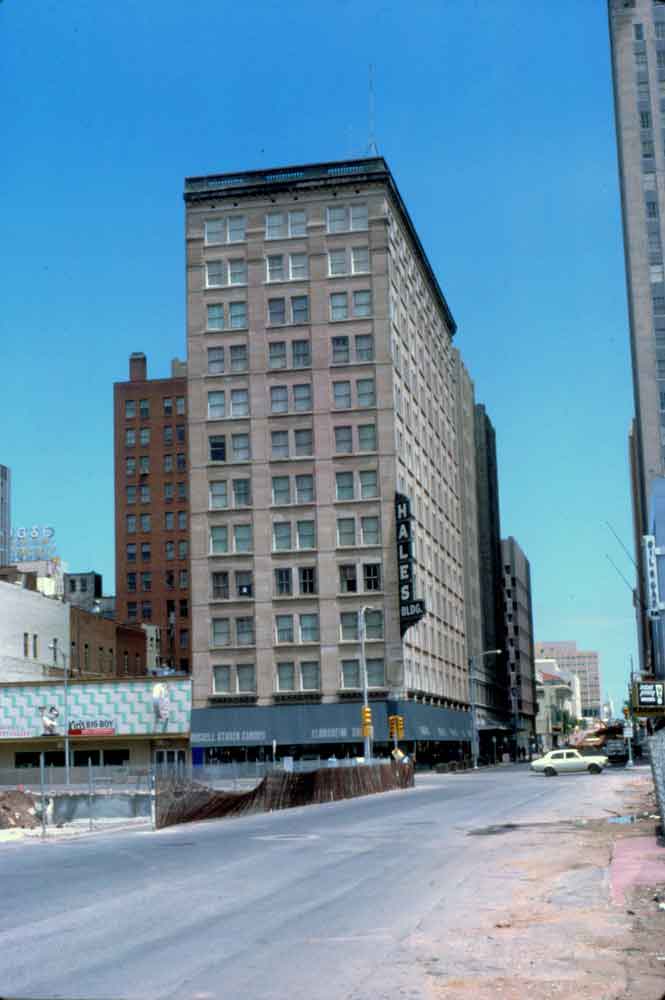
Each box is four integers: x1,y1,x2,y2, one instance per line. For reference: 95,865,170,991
0,581,69,680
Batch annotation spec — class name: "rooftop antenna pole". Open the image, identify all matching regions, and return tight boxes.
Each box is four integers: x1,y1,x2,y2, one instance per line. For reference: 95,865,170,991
368,64,378,155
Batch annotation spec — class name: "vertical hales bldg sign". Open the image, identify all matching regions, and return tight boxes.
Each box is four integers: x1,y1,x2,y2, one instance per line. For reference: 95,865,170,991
395,492,426,637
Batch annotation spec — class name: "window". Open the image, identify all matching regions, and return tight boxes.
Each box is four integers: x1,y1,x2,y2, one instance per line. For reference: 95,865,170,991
141,542,151,561
236,618,255,648
125,400,136,419
228,215,246,242
210,526,229,554
641,110,652,129
141,601,152,621
271,430,289,458
176,453,186,472
127,603,137,623
178,540,188,559
176,424,185,443
127,572,137,593
301,661,320,690
277,661,295,691
209,435,226,461
273,522,292,550
342,659,360,688
333,381,352,408
212,619,231,647
267,255,284,282
293,384,312,411
295,474,314,502
634,23,644,41
269,298,286,325
351,247,370,273
126,485,137,504
361,516,380,545
365,609,383,639
126,457,136,476
210,481,228,509
335,426,353,453
269,341,287,369
231,389,249,417
337,517,356,546
229,259,247,285
233,478,251,506
127,514,137,534
176,396,185,415
367,658,385,687
271,386,289,413
140,428,150,446
299,566,317,594
212,571,229,599
207,304,224,330
292,340,311,367
125,429,135,446
139,456,149,474
206,260,225,287
329,249,347,276
139,399,149,419
339,565,357,592
300,613,319,642
213,664,231,693
292,295,309,324
658,22,665,40
297,520,316,548
360,470,378,498
140,485,150,503
179,598,188,619
289,254,308,280
350,204,368,230
330,292,349,321
235,662,255,690
266,212,287,239
208,347,225,374
208,391,225,419
357,378,375,407
164,426,174,445
364,563,382,591
236,571,253,598
205,216,246,244
643,140,655,158
272,476,290,504
327,206,347,233
636,51,648,67
336,471,355,500
294,428,313,455
234,524,252,552
141,572,152,592
332,336,350,364
276,615,295,643
289,209,306,236
232,433,250,461
355,334,374,361
179,569,188,588
358,424,377,450
275,568,292,595
229,302,247,328
230,345,248,371
165,540,175,560
353,290,372,317
340,612,359,641
164,483,174,501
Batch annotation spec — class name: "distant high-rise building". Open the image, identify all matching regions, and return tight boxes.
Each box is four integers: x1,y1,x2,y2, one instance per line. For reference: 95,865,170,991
0,465,10,566
608,0,665,676
184,156,473,761
534,641,602,718
113,353,190,671
501,537,536,750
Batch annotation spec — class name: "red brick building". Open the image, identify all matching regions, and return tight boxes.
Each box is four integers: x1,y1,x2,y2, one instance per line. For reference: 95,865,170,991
70,606,147,677
114,354,191,670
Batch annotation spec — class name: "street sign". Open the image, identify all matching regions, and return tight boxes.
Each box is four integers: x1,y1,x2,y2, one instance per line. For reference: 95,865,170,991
633,681,665,715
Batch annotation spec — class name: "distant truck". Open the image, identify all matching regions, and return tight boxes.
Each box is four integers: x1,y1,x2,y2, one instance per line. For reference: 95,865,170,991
604,737,629,765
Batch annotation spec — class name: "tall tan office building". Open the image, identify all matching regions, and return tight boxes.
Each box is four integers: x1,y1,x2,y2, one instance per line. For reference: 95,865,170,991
184,158,470,760
534,641,601,718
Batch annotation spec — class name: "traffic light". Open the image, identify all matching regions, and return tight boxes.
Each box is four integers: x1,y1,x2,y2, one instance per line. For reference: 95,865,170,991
397,716,405,739
361,705,372,736
388,715,398,739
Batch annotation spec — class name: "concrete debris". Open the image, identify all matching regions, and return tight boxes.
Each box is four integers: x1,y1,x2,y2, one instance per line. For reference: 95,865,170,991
0,790,39,829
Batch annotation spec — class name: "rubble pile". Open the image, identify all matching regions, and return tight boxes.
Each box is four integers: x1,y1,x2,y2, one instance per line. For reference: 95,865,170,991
0,790,39,829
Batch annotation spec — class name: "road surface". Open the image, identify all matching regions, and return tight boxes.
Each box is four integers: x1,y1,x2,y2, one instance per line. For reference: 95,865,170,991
0,765,641,999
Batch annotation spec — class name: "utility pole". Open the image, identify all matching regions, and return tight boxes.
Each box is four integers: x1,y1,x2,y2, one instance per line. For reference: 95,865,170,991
49,640,70,785
359,606,375,761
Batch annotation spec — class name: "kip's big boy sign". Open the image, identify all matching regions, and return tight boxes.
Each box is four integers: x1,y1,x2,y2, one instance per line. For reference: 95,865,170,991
395,492,426,637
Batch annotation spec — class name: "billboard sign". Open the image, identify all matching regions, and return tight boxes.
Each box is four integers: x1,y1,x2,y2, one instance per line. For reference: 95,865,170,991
633,681,665,714
395,493,425,637
643,535,664,619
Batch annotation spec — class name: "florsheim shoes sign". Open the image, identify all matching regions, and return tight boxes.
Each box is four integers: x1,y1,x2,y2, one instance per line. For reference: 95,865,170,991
395,492,425,637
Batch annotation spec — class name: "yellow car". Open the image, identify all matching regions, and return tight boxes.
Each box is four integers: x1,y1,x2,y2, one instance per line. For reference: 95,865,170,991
530,748,608,776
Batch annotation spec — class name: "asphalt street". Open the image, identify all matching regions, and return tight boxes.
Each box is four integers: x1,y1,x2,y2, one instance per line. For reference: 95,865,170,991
0,765,641,1000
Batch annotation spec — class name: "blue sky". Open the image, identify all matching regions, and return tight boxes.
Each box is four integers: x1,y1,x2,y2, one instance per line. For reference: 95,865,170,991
1,0,636,710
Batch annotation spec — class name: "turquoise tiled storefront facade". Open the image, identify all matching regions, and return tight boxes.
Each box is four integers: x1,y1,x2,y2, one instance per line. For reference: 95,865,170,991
0,679,191,739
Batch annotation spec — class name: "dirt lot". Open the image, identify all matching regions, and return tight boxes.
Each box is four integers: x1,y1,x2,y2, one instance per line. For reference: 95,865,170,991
405,770,665,1000
0,790,38,830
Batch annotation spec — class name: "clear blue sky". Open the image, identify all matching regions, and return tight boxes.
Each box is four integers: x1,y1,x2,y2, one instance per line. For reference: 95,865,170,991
1,0,636,711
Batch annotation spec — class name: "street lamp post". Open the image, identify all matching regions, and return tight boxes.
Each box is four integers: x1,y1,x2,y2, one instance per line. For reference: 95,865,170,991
469,649,502,769
49,640,70,785
359,605,376,762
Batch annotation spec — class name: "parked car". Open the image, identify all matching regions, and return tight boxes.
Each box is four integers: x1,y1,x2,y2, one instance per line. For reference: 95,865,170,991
530,748,608,776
